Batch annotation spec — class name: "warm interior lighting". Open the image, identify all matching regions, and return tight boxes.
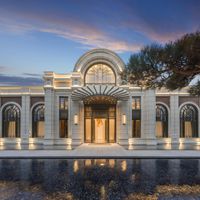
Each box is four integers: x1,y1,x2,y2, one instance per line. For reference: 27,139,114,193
179,138,184,150
17,138,21,144
66,138,72,150
73,160,79,173
29,138,34,144
121,160,127,171
197,138,200,145
122,114,126,125
109,159,115,168
0,139,3,146
85,159,92,166
164,143,171,150
74,114,78,125
16,139,21,150
100,186,106,199
29,143,36,150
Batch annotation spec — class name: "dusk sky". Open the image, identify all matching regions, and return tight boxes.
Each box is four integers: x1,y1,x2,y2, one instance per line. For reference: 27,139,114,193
0,0,199,86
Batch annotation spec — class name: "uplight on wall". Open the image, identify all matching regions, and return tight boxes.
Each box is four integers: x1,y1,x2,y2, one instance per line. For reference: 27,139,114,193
74,114,78,125
122,114,126,125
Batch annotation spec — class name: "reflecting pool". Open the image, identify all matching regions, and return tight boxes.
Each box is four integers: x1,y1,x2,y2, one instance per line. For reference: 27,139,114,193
0,159,200,199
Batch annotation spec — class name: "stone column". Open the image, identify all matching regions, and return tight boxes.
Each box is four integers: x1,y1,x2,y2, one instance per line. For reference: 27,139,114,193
128,96,133,139
117,100,129,145
21,95,26,140
70,100,82,146
21,95,30,144
142,89,156,145
170,95,179,144
44,88,55,145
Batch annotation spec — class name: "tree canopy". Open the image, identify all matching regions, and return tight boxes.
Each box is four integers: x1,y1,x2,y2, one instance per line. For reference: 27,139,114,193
122,31,200,95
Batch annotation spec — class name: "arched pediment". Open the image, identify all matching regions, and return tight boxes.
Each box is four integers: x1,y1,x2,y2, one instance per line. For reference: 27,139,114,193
73,49,125,80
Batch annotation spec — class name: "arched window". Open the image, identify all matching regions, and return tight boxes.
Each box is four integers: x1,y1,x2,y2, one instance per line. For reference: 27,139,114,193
156,104,168,137
180,104,198,138
2,104,20,138
32,104,45,138
85,64,115,85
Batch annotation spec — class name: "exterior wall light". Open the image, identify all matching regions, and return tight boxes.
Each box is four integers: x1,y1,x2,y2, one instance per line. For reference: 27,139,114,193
122,114,126,125
0,138,3,146
74,114,78,125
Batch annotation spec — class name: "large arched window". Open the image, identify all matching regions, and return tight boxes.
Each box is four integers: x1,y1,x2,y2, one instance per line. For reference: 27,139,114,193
32,104,45,138
2,104,20,138
180,104,198,138
85,64,115,85
156,104,168,138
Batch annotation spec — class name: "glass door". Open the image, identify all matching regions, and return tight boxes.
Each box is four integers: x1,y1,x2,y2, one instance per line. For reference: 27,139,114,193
84,104,116,143
94,118,106,143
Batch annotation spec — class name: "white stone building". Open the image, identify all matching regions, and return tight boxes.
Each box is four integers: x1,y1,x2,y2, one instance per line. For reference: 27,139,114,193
0,49,200,149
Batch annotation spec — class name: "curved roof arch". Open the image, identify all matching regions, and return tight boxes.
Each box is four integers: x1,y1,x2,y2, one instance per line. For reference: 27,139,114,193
71,85,129,102
73,49,125,76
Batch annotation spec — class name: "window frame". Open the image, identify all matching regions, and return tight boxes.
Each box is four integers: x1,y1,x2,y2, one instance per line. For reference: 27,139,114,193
59,96,69,138
180,104,198,138
2,103,21,138
132,97,141,138
84,63,116,85
156,104,168,138
32,104,45,138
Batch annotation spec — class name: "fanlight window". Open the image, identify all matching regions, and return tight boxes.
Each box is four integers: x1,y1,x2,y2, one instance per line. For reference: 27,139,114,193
2,104,20,138
85,64,115,85
156,104,168,138
180,104,198,138
32,104,45,138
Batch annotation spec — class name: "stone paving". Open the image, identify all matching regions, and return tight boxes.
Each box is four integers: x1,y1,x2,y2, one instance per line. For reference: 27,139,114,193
0,143,199,158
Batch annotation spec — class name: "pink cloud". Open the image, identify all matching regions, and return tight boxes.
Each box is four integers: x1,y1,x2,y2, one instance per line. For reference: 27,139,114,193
0,11,142,53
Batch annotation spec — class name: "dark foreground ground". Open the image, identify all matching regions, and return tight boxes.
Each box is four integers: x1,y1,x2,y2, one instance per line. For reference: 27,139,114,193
0,159,199,200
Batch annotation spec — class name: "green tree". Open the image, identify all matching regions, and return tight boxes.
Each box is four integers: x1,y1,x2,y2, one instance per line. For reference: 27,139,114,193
122,31,200,95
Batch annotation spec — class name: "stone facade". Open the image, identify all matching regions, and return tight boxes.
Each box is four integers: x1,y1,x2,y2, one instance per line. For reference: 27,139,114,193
0,49,200,149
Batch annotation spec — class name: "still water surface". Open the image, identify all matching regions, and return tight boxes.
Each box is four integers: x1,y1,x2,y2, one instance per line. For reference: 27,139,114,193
0,159,199,200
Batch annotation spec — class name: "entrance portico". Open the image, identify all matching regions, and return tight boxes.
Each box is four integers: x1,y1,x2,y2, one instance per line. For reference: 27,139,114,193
71,84,129,144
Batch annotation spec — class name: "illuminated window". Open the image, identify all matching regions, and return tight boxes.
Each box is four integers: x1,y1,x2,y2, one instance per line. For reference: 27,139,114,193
60,97,68,110
2,104,20,138
59,97,68,138
156,104,168,138
132,97,141,138
180,104,198,138
32,104,45,138
132,97,141,110
85,64,115,85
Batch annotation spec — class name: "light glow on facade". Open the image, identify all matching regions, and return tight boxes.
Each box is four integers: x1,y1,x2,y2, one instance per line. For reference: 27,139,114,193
0,49,199,148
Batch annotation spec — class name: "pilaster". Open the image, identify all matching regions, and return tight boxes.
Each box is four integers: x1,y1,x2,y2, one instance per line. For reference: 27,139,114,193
44,88,55,145
117,100,129,145
170,95,179,144
71,100,82,146
21,95,30,143
142,89,156,145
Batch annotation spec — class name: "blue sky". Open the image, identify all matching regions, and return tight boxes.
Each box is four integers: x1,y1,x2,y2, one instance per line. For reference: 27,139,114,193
0,0,199,85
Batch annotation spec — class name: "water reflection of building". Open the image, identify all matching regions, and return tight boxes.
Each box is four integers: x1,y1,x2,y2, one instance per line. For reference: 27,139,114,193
0,159,199,198
83,159,116,168
0,48,200,149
